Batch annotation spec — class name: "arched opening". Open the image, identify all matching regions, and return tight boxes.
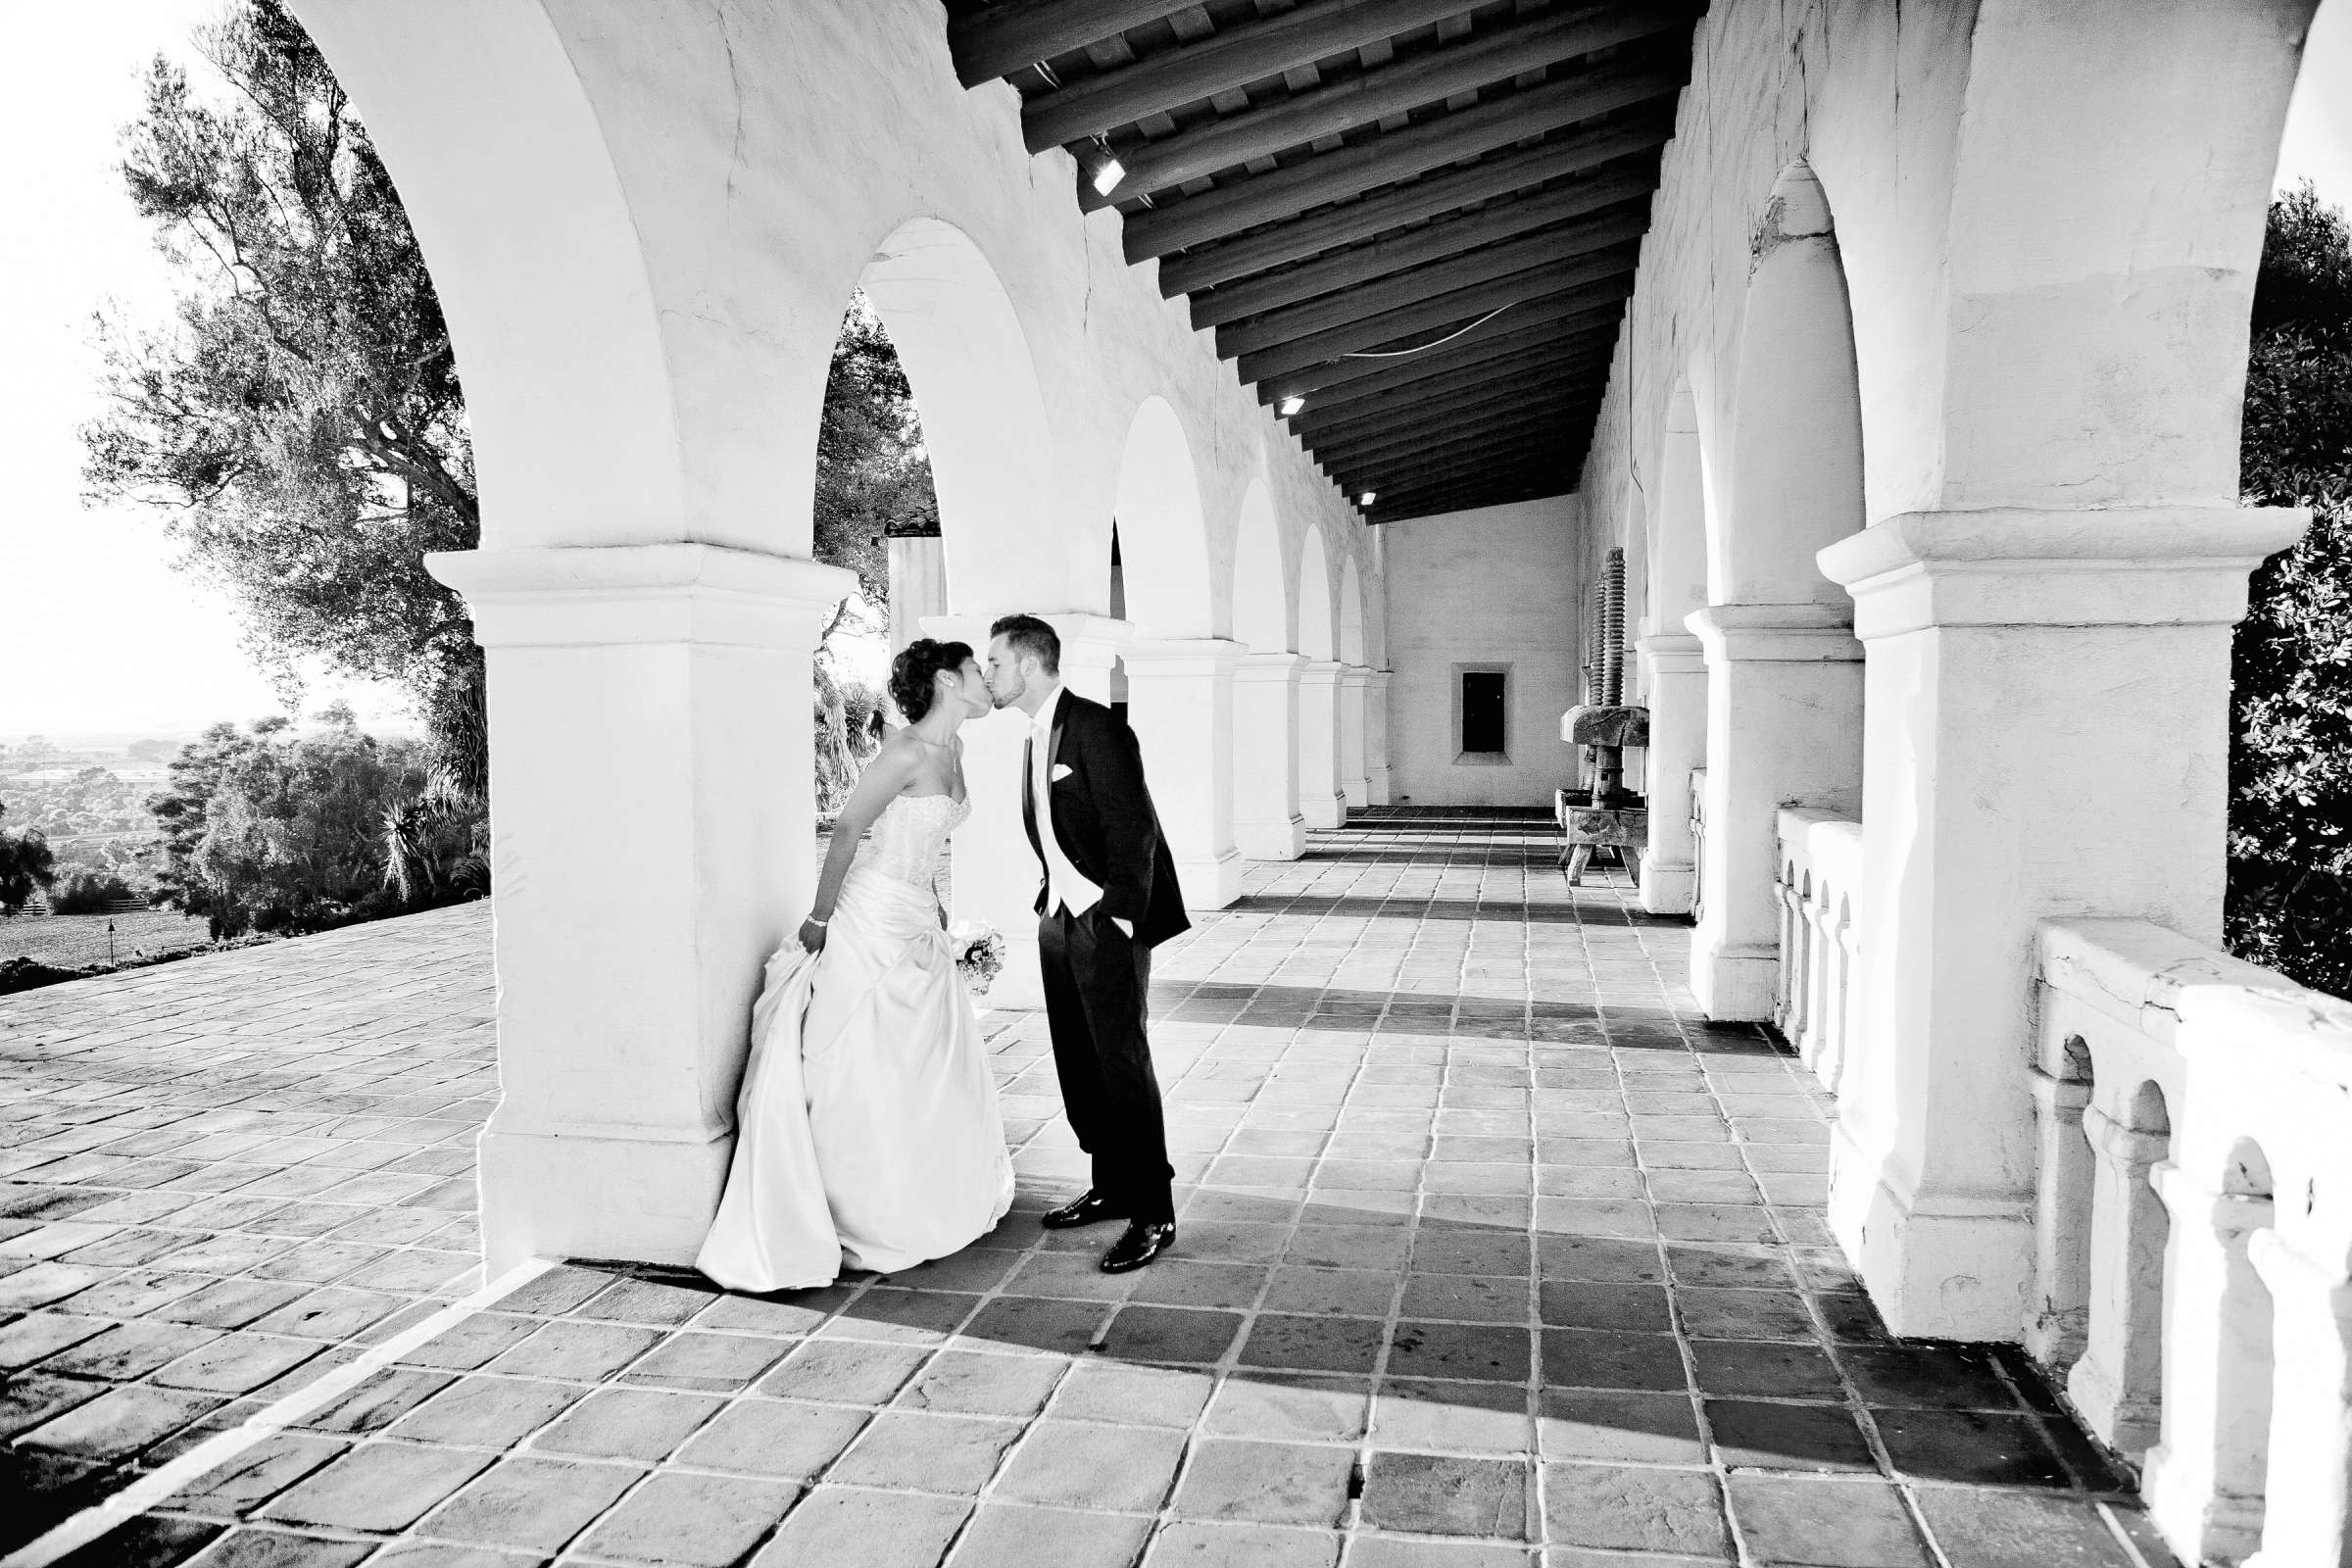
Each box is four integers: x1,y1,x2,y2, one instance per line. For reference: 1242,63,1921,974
1687,158,1867,1022
1638,377,1709,914
2072,1078,2175,1455
1232,480,1305,859
1337,557,1370,809
861,217,1064,616
1111,397,1216,639
2029,1032,2100,1372
1105,398,1237,906
1296,525,1344,831
853,217,1069,1009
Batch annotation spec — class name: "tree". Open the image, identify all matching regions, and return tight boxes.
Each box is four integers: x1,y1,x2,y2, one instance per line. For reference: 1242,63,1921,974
2230,182,2352,998
81,0,486,797
87,3,931,815
816,294,939,621
0,807,58,916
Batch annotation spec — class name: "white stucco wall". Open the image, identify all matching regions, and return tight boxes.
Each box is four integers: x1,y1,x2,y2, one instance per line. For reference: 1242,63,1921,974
1382,499,1578,808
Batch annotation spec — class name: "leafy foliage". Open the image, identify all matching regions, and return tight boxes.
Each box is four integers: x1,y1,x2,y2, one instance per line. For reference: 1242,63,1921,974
0,807,59,916
50,872,136,916
818,294,940,609
2230,183,2352,997
81,0,484,794
143,718,482,938
85,3,933,814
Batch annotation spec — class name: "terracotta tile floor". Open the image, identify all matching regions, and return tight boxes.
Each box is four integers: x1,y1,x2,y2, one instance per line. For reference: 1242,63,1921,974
0,810,2171,1566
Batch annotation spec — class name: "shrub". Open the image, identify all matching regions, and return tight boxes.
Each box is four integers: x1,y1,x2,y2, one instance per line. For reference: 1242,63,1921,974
50,872,135,915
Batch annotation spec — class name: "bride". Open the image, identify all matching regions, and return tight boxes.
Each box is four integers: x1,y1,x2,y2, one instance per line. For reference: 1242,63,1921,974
697,638,1014,1292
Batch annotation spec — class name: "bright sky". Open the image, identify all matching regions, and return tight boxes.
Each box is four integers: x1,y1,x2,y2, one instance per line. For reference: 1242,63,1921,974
0,1,2347,741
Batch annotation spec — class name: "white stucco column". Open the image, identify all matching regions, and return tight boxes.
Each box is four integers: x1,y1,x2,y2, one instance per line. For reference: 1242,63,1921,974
1337,665,1372,809
426,543,856,1275
1683,606,1863,1020
2143,1167,2276,1567
1364,669,1393,807
886,534,948,655
1635,630,1706,915
923,611,1129,1013
2023,1065,2095,1369
1298,660,1347,830
1123,638,1244,909
1819,506,2305,1339
1234,653,1306,860
2242,1230,2352,1568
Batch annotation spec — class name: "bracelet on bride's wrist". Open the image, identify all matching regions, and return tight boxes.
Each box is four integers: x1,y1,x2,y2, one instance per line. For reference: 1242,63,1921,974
806,916,829,928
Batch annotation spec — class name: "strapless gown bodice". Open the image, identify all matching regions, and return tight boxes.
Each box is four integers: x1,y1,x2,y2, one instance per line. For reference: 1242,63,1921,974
850,792,968,891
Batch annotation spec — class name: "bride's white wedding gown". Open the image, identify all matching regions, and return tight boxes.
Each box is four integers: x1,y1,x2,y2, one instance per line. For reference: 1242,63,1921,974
697,792,1014,1291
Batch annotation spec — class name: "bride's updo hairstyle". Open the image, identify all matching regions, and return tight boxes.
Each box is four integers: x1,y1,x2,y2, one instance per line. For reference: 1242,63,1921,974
889,638,974,723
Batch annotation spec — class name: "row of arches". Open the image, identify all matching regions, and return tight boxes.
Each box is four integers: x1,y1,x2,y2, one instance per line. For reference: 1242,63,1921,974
252,0,1395,1271
1567,0,2326,1351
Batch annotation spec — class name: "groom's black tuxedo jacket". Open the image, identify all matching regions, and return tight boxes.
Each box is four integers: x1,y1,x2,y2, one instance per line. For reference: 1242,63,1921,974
1021,691,1191,950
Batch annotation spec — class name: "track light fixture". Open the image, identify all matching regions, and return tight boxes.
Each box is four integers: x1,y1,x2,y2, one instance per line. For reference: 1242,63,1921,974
1086,134,1125,197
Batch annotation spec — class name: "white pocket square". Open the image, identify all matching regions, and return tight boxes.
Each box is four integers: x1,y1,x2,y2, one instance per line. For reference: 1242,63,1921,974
1051,762,1075,782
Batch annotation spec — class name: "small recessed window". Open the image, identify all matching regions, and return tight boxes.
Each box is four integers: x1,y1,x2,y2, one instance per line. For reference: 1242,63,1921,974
1455,664,1510,763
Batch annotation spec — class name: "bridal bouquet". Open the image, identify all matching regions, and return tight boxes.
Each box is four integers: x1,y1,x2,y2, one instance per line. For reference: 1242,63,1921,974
949,921,1005,996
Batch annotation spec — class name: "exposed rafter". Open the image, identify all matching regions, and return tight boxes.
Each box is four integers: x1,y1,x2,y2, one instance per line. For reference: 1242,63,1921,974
949,0,1207,87
1304,381,1598,457
1022,0,1486,151
1192,199,1649,330
1235,266,1634,384
1080,5,1692,207
1289,340,1611,429
1288,324,1618,415
943,0,1706,513
1325,414,1585,481
1158,144,1662,295
1258,296,1623,405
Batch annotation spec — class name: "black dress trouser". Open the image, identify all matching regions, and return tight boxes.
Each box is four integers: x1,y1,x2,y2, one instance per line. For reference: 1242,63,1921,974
1038,903,1174,1225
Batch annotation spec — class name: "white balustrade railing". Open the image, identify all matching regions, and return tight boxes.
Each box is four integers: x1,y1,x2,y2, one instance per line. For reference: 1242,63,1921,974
2032,918,2352,1568
1773,808,1863,1094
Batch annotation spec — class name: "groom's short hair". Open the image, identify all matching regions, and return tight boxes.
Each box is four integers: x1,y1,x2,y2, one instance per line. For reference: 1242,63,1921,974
990,613,1060,675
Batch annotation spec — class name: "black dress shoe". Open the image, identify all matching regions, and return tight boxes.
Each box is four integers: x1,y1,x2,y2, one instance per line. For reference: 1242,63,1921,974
1041,1191,1126,1230
1099,1220,1175,1273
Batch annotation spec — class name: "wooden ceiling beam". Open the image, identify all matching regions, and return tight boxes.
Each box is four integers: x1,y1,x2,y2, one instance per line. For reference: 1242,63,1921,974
1023,0,1487,151
1289,341,1609,429
1160,146,1659,296
1290,322,1616,413
1322,416,1588,482
1377,478,1575,521
1369,459,1581,510
1124,78,1679,260
949,0,1209,87
1085,12,1692,208
1303,380,1598,454
1256,293,1623,403
1234,263,1634,383
1192,197,1648,330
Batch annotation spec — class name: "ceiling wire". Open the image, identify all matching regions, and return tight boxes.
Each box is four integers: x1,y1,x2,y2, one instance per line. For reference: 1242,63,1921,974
1340,300,1518,358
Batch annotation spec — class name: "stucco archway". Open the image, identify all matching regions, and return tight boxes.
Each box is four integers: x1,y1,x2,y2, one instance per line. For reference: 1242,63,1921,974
1231,479,1307,858
1296,525,1346,829
1686,160,1869,1025
862,217,1066,616
1635,378,1710,915
1110,398,1240,906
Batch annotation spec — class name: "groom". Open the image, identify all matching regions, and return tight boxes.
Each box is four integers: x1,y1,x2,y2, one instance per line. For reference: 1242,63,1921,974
985,614,1188,1272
